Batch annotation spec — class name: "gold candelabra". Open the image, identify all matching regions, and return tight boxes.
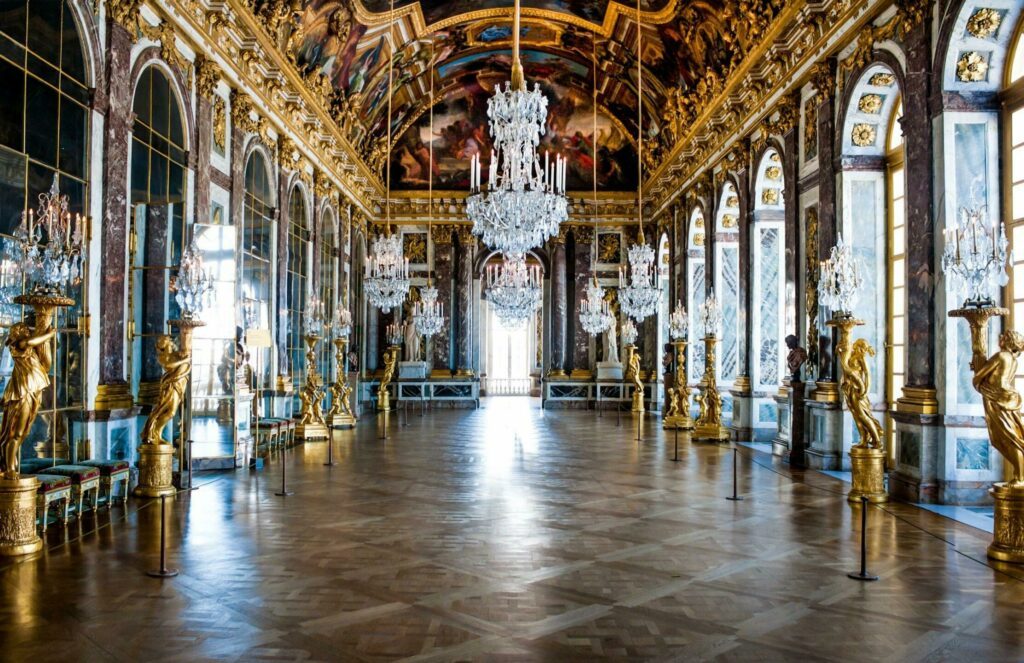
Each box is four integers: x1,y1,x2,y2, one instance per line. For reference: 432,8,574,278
626,345,644,413
327,337,356,428
826,316,887,503
950,305,1024,563
694,335,729,442
135,317,202,498
378,345,399,411
0,293,71,555
296,333,328,440
664,340,693,430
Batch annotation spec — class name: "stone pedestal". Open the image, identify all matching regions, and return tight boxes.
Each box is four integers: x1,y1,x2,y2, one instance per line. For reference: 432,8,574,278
0,476,42,556
295,422,328,441
848,446,887,503
989,483,1024,564
328,411,356,429
597,362,623,381
399,361,428,379
134,443,176,497
631,387,645,414
694,421,730,443
787,382,807,468
805,401,843,470
772,389,790,457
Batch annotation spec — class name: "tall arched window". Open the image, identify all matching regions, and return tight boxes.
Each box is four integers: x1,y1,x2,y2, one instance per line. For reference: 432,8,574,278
129,66,187,402
0,1,90,459
318,207,337,382
686,207,706,383
886,99,906,449
752,153,786,394
286,186,310,393
1005,19,1024,381
241,151,274,388
714,185,740,402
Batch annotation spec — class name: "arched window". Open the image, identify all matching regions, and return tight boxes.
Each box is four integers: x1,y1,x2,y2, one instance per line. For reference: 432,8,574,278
1006,20,1024,360
318,207,337,381
752,154,786,394
886,99,906,448
686,207,706,384
0,1,90,459
241,151,274,388
286,186,310,393
714,185,740,396
129,66,187,401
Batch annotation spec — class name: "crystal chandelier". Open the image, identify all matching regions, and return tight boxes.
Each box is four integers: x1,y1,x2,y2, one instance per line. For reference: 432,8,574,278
579,276,614,335
669,300,688,340
465,0,568,255
941,206,1010,308
365,0,410,314
302,295,325,336
699,289,722,338
621,318,638,345
819,234,864,318
174,239,215,321
413,284,445,338
14,174,86,296
485,253,542,328
331,301,352,338
618,2,660,323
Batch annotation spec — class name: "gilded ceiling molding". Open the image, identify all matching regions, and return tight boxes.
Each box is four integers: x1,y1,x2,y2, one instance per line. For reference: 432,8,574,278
809,61,836,100
229,90,263,137
107,0,143,35
138,19,190,74
195,55,221,100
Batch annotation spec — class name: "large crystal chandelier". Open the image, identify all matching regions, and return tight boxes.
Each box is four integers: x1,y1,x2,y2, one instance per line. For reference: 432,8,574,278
579,276,614,335
618,2,660,322
365,0,409,314
14,175,86,296
941,205,1010,308
485,253,542,328
465,0,568,255
174,239,215,321
819,234,864,318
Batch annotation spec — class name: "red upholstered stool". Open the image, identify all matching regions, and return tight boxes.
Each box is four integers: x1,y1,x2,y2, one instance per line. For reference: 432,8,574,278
34,474,72,532
46,465,101,516
80,460,130,508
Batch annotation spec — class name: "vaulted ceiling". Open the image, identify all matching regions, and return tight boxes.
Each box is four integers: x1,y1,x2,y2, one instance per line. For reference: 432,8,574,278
289,0,784,191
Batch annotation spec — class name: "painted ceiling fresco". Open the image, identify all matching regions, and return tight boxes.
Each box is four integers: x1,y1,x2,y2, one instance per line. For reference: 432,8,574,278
291,0,784,190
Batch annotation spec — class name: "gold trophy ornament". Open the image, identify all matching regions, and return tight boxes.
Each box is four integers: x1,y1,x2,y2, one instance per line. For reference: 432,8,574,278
295,296,328,440
0,176,85,556
327,301,356,428
664,301,693,430
694,292,729,442
378,345,399,411
136,240,213,498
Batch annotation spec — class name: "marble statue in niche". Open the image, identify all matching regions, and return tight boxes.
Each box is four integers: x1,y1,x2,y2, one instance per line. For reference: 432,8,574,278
605,320,619,364
403,318,420,361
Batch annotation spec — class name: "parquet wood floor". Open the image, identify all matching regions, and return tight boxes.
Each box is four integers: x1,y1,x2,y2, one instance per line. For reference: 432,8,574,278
2,398,1024,662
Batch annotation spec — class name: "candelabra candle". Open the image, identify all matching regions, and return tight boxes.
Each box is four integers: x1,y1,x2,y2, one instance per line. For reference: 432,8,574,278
331,303,353,338
669,300,689,340
174,240,215,321
11,175,87,296
386,322,403,347
621,318,638,345
819,234,864,318
699,290,722,338
941,205,1010,308
303,296,325,336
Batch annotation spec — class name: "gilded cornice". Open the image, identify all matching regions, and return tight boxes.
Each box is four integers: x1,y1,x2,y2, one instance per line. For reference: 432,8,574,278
195,54,221,99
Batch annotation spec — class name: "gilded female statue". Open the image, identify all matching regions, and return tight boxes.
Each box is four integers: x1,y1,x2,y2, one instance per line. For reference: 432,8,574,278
298,379,325,425
837,337,883,449
629,350,642,396
0,321,57,478
379,347,398,390
972,331,1024,485
141,335,192,446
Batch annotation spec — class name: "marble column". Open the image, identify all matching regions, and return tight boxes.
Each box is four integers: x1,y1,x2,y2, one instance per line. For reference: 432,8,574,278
782,111,800,342
431,225,453,375
96,20,134,410
570,227,593,378
275,166,290,391
730,168,753,439
194,95,212,228
548,230,567,377
455,228,475,377
815,61,838,388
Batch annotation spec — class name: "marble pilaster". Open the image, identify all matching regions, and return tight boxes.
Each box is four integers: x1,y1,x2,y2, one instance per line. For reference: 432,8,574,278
455,228,475,376
730,168,753,440
194,95,212,227
570,227,593,377
815,62,838,386
431,225,453,375
548,232,567,377
275,166,290,389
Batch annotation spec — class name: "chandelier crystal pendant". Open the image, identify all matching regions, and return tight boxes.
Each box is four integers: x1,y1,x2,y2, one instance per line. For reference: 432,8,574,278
669,300,688,340
366,0,410,315
174,239,216,321
941,205,1010,308
413,283,445,338
618,0,660,323
579,275,613,335
699,290,722,337
819,233,864,318
621,318,638,346
14,174,87,297
331,301,353,338
465,0,568,255
302,294,325,336
485,253,542,328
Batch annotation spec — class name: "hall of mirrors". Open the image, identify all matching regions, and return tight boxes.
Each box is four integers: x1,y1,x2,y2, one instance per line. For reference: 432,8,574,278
1,0,1024,659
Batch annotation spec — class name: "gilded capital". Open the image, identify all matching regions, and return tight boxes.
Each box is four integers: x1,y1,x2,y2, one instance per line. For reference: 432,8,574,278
456,226,476,247
108,0,142,35
430,223,454,244
195,55,221,100
809,62,835,101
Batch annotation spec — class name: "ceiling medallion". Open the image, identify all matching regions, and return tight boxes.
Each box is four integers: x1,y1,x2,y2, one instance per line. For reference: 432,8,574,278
966,8,1002,40
765,166,782,180
956,51,989,82
851,123,877,147
868,72,896,87
857,93,883,114
465,0,568,256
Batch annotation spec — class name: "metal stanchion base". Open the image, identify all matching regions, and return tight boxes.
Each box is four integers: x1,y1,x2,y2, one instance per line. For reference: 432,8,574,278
726,495,745,501
847,570,879,581
147,567,179,578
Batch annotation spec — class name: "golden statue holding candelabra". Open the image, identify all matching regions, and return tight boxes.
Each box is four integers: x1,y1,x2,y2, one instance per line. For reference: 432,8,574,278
664,301,693,430
629,348,644,413
378,345,399,411
327,300,356,428
0,177,85,555
694,292,729,442
296,297,328,440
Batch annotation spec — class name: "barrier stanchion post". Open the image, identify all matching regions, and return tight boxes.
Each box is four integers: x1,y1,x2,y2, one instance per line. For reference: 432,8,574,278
848,496,879,581
146,494,179,578
275,451,294,496
671,426,680,462
726,447,744,501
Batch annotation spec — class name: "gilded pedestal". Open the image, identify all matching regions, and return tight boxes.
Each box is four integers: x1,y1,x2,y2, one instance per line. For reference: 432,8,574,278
327,337,356,429
848,446,887,503
664,340,694,430
296,333,328,440
694,335,729,442
378,345,399,412
0,476,42,556
989,483,1024,563
134,443,176,497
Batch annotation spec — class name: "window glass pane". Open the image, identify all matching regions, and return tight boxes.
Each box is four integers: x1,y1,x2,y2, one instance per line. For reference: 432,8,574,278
893,225,905,256
1014,182,1024,220
151,152,167,200
891,168,904,199
0,55,22,152
1013,108,1024,142
58,98,85,177
893,320,905,346
26,0,60,66
133,68,151,125
893,352,904,374
0,146,24,235
0,2,27,44
1011,32,1024,84
150,70,169,137
59,1,84,83
130,139,148,201
24,74,56,165
1014,146,1024,187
